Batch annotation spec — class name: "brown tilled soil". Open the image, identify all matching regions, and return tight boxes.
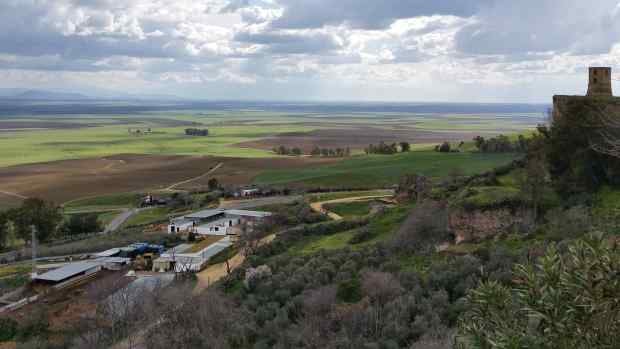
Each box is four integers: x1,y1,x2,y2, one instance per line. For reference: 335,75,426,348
236,127,477,153
0,154,339,206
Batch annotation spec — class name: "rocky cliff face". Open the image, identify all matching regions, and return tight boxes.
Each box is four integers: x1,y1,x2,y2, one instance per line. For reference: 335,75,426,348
449,208,528,244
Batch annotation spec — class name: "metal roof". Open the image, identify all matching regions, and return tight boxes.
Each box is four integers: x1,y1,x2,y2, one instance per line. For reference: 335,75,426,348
95,248,120,258
34,262,101,282
95,257,131,264
224,209,272,218
185,209,225,219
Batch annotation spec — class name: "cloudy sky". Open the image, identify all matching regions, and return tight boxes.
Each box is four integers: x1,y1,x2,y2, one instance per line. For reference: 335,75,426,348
1,0,620,102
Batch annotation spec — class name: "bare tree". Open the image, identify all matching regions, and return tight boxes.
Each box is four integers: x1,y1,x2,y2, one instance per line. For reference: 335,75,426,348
586,103,620,158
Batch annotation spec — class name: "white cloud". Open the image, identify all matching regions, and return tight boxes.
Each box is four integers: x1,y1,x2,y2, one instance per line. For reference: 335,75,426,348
0,0,618,102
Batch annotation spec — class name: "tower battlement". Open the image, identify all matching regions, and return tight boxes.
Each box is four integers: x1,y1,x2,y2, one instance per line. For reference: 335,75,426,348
553,67,619,121
587,67,613,97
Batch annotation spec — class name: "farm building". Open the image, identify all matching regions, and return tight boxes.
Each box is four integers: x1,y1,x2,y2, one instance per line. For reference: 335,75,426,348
237,188,261,197
153,236,232,273
168,209,271,236
33,257,132,290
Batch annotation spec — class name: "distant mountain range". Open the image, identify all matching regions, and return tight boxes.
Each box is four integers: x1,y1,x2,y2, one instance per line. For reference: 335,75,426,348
0,88,184,101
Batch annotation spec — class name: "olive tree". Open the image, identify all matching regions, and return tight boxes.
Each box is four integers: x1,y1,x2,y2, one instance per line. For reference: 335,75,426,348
458,234,620,348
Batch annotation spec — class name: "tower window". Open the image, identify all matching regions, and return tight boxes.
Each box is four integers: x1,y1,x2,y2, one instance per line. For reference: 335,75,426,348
594,70,598,76
594,78,598,83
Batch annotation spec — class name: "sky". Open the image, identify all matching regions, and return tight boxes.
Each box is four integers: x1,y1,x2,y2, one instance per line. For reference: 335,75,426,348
1,0,620,103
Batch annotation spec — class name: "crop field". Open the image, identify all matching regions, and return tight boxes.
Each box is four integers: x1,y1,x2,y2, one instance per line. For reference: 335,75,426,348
255,151,519,188
0,103,542,209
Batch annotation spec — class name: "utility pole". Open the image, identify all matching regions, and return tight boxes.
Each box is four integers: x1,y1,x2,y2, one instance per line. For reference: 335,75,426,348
31,225,37,279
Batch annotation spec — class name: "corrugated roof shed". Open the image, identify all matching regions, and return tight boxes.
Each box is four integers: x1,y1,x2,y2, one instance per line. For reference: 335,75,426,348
95,248,120,258
224,209,272,218
185,209,225,219
34,262,101,282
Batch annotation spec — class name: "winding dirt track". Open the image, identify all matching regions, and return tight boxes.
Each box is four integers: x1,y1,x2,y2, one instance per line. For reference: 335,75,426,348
309,194,396,221
164,162,223,191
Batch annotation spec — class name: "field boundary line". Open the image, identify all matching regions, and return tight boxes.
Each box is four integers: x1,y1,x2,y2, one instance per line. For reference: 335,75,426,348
0,190,28,200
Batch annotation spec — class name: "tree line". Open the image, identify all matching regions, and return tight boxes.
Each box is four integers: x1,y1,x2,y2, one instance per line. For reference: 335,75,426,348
364,141,410,155
273,145,352,157
184,128,209,136
0,198,102,250
473,134,529,153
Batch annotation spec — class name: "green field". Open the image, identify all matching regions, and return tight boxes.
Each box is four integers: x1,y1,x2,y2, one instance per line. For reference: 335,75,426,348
0,107,540,168
0,116,312,167
63,192,141,212
323,201,373,218
123,207,171,228
255,151,519,187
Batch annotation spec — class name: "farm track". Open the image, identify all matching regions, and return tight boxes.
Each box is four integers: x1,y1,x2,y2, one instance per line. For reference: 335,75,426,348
164,162,223,191
310,194,396,221
0,190,28,200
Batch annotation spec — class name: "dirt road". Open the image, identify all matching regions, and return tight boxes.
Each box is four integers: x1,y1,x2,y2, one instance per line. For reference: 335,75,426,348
0,190,27,200
164,162,223,191
193,234,276,294
104,208,150,233
310,194,395,221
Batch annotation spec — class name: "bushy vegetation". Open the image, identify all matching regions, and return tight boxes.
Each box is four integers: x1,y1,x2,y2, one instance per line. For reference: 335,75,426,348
458,235,620,348
184,128,209,136
63,213,102,235
364,141,410,155
473,134,529,153
310,146,351,157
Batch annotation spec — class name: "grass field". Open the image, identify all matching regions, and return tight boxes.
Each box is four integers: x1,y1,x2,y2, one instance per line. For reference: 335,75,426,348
256,151,519,188
123,207,171,228
0,107,538,210
323,201,372,218
290,204,412,255
0,121,311,167
306,190,394,203
64,192,141,212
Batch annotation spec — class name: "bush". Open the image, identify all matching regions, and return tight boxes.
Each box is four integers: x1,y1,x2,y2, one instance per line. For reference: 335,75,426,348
458,234,620,348
544,205,593,241
349,227,374,245
336,278,362,303
0,317,18,341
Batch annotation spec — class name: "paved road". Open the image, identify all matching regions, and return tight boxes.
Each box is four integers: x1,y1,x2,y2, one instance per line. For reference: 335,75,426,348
104,208,148,233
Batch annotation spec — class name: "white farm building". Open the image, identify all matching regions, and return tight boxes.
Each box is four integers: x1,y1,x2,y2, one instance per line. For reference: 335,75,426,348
168,209,272,236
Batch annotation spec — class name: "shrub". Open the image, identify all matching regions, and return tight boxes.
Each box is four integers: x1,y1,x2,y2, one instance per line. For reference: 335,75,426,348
458,234,620,348
336,278,362,303
349,227,374,245
0,317,18,341
544,205,593,241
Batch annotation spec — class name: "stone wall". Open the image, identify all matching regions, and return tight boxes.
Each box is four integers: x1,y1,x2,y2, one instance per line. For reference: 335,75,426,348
449,208,529,244
552,95,620,122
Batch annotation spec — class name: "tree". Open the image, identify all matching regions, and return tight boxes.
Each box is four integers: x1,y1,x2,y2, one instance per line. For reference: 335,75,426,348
208,177,220,191
400,141,410,152
518,153,548,221
0,212,8,250
458,235,620,348
11,198,62,243
438,142,451,153
65,213,102,236
545,99,620,195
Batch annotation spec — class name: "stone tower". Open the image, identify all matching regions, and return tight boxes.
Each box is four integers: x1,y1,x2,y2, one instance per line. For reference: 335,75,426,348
587,67,613,97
